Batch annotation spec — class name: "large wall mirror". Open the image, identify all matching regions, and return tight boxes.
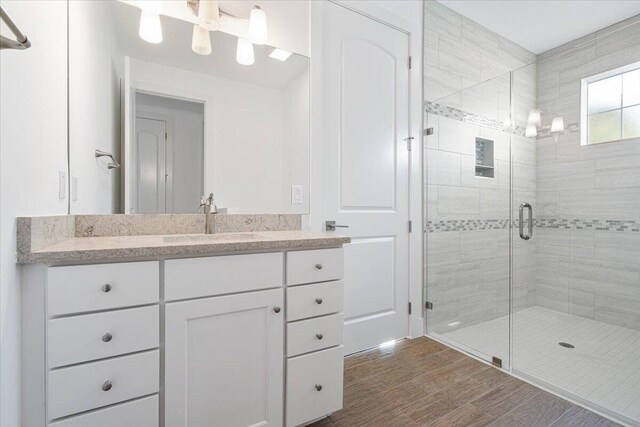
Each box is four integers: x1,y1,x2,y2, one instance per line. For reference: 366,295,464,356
69,1,310,215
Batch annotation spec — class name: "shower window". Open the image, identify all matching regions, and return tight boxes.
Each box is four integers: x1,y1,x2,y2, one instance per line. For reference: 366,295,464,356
581,61,640,145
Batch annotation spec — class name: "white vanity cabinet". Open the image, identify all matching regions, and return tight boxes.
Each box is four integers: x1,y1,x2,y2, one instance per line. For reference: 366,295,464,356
22,246,345,427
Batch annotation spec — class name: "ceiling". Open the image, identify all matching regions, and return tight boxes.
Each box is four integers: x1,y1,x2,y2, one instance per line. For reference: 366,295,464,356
438,0,640,54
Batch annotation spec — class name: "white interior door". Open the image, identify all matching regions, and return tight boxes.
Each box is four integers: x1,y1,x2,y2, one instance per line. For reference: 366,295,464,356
134,117,166,213
322,2,410,355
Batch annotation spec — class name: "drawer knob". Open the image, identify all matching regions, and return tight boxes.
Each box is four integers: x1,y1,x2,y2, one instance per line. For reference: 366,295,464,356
315,384,323,391
315,264,323,270
102,332,113,343
273,306,281,313
316,333,324,340
315,298,323,305
101,284,112,293
102,380,112,392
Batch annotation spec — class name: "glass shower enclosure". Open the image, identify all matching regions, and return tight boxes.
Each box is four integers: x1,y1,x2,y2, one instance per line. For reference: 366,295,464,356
424,20,640,424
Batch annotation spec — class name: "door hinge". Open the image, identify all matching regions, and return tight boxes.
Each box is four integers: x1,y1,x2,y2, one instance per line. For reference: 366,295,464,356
408,220,412,233
408,55,412,69
408,302,412,315
425,127,434,136
425,301,433,310
165,132,168,140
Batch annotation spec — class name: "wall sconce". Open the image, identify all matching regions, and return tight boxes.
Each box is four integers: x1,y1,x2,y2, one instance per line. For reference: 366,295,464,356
138,1,163,44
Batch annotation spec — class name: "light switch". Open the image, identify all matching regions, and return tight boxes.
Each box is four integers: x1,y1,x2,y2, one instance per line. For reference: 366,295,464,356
58,171,67,200
291,185,303,205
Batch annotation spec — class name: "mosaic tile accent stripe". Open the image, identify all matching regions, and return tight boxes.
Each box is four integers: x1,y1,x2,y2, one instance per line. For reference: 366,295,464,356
425,101,526,136
426,218,640,233
426,219,511,232
425,101,581,139
536,217,640,232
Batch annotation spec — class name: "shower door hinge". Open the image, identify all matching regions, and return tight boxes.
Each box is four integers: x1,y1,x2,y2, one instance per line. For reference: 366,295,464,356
408,302,412,315
408,220,412,233
404,136,414,151
408,55,412,69
492,357,503,368
425,301,433,310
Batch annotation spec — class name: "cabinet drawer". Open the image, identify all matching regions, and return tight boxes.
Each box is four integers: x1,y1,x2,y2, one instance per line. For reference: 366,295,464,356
287,280,343,321
286,248,343,286
49,395,158,427
286,346,344,427
287,313,343,357
48,306,159,368
165,252,283,301
48,350,159,420
48,262,159,316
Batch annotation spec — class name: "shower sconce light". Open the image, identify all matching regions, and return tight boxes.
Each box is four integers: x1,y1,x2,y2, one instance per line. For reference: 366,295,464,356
527,109,541,126
551,116,565,133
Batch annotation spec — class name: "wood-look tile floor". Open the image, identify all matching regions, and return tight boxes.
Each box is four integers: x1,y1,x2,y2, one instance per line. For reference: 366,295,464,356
310,337,621,427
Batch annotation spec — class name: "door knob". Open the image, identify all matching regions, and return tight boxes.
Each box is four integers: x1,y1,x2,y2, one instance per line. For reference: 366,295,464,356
315,298,323,304
315,384,323,391
102,332,113,342
325,221,349,231
316,333,324,340
273,306,281,313
101,284,112,293
102,380,112,391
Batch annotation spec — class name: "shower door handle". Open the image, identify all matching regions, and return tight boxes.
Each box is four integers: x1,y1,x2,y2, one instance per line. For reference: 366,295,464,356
519,203,533,240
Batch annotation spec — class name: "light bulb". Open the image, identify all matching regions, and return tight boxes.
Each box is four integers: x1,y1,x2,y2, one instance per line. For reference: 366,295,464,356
198,0,220,31
551,116,565,132
248,5,268,45
525,124,537,138
527,109,541,126
192,25,211,55
139,10,162,44
236,38,254,65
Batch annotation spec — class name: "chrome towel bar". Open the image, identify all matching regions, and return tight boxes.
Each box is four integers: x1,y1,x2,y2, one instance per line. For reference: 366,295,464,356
0,7,31,50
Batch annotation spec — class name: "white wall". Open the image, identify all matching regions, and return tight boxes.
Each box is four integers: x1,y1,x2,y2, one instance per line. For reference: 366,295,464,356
0,1,68,425
282,70,311,214
69,0,123,214
130,58,290,213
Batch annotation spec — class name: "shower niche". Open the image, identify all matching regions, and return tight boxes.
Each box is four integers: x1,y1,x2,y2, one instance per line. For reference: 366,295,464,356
475,136,494,178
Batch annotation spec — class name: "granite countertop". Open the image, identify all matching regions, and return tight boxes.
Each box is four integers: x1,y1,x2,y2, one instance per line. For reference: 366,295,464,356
18,230,350,264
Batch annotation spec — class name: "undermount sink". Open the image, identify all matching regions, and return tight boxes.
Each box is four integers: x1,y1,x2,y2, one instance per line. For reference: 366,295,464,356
162,233,264,243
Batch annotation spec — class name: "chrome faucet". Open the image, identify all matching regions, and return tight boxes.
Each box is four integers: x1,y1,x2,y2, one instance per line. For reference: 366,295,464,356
200,193,217,234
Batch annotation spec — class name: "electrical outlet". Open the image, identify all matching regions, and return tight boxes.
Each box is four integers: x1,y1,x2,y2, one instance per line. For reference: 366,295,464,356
291,185,303,205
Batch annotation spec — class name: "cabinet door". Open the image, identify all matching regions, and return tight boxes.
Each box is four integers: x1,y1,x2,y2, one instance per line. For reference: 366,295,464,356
165,289,284,427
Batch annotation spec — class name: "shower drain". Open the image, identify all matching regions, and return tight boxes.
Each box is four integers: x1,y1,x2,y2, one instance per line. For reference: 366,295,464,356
559,342,575,348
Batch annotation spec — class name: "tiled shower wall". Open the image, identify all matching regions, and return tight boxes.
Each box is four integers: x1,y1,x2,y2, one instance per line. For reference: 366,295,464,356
424,0,537,334
533,16,640,330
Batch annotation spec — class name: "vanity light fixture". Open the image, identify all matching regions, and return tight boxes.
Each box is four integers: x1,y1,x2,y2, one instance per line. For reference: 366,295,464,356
551,116,565,132
197,0,220,31
138,1,163,44
236,38,255,65
269,48,292,61
248,5,268,45
191,24,211,55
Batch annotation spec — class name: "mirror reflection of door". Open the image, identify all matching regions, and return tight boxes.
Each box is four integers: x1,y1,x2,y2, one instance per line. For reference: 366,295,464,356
134,93,204,214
